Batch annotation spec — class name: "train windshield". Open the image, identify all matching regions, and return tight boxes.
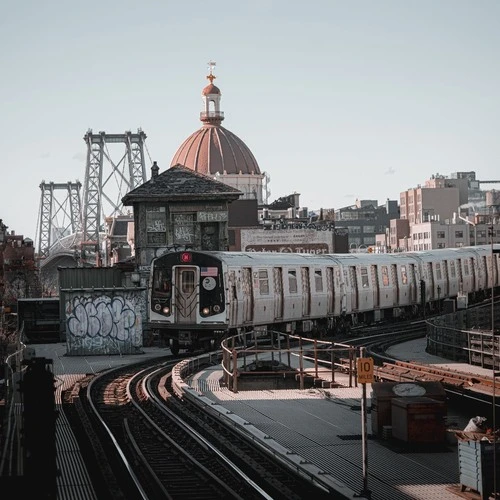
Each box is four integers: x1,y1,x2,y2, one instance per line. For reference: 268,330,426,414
153,268,171,297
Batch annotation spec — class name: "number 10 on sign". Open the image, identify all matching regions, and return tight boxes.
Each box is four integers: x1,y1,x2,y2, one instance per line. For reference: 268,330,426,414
357,357,374,384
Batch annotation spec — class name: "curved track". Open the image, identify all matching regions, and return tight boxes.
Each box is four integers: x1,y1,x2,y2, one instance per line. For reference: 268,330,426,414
65,357,335,500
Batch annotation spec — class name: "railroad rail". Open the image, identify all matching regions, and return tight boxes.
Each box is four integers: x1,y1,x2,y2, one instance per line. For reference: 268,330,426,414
63,356,334,500
374,360,495,398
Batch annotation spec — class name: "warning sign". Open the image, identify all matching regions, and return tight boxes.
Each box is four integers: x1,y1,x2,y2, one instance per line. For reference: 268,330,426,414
357,357,374,384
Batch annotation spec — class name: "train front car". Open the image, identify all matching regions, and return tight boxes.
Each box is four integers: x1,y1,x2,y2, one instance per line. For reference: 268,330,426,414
150,251,226,355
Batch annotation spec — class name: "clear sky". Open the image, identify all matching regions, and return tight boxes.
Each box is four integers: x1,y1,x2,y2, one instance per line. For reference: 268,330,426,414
1,1,499,242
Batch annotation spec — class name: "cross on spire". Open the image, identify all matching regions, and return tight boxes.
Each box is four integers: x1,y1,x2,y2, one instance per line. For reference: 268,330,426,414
207,60,216,83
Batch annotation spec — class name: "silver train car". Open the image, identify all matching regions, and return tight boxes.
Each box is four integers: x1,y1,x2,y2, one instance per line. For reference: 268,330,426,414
149,246,500,354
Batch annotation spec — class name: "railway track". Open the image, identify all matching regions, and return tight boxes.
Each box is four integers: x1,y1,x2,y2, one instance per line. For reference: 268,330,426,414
63,356,334,500
323,319,499,406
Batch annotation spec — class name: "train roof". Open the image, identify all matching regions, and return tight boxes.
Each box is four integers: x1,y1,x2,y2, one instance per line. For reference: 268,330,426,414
187,245,500,267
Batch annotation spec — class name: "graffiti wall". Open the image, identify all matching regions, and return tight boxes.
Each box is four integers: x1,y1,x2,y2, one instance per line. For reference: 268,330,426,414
64,290,144,355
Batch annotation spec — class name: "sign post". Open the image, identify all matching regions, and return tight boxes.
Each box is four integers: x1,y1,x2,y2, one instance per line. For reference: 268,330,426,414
356,348,373,499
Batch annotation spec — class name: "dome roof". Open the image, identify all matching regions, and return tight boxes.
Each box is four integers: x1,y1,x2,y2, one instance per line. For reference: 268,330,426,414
202,83,220,96
170,124,261,176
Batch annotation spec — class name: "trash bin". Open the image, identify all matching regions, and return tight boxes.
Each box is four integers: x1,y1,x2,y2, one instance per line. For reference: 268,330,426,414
457,434,500,500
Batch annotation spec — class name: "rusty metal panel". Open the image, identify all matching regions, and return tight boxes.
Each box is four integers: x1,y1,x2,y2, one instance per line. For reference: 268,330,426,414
58,267,123,290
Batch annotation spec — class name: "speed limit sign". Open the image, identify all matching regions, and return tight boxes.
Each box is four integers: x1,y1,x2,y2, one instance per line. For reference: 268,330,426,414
357,357,374,384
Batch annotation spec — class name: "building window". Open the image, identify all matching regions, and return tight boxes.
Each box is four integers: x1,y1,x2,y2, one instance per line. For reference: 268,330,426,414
258,270,269,295
437,231,445,239
146,206,167,245
288,270,297,294
314,270,323,292
364,226,375,233
437,243,445,249
455,231,464,238
173,213,195,245
349,226,362,234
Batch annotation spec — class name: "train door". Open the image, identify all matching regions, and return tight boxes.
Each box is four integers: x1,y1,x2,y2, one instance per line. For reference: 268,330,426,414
371,265,379,308
426,262,434,299
409,264,417,303
174,266,198,324
390,265,399,306
326,267,334,314
456,259,463,292
349,266,358,310
242,267,253,323
228,270,238,327
442,261,449,296
470,257,477,292
481,256,488,290
342,268,349,313
301,267,311,316
273,267,284,319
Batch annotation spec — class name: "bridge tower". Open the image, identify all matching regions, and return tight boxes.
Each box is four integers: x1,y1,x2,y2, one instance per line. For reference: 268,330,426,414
37,181,82,259
81,129,148,256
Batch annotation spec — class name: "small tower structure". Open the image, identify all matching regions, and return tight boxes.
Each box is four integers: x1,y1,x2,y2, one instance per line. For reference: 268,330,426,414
170,62,266,204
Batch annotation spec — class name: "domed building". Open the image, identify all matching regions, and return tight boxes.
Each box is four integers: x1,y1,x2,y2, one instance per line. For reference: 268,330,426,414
170,65,266,203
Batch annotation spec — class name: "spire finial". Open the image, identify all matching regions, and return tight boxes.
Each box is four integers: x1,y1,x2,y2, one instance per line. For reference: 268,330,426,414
207,60,216,83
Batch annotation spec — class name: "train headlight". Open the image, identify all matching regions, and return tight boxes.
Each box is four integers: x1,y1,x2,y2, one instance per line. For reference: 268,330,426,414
201,307,210,316
213,305,221,313
154,304,162,312
162,306,170,315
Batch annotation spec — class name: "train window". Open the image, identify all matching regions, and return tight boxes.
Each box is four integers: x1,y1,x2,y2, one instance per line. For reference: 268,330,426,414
360,267,369,288
315,270,323,292
464,260,470,276
401,265,408,285
381,266,389,286
436,263,442,281
450,261,456,278
153,269,171,296
181,270,195,293
288,270,298,294
258,270,269,295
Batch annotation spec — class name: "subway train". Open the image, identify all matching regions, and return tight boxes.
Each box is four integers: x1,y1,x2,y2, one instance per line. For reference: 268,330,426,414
149,245,500,354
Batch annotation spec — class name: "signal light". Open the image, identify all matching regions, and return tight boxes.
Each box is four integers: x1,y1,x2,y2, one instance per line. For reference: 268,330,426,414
180,252,192,263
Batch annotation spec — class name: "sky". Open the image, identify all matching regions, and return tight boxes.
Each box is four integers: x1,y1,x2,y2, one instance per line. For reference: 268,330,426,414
1,1,499,243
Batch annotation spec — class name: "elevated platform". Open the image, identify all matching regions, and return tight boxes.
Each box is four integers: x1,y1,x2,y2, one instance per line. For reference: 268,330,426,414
18,339,498,499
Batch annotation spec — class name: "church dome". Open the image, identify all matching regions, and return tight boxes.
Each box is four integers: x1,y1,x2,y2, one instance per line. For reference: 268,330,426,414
170,65,261,176
170,124,261,175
